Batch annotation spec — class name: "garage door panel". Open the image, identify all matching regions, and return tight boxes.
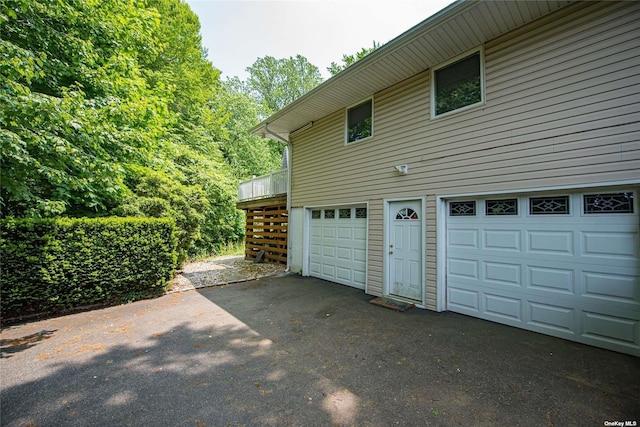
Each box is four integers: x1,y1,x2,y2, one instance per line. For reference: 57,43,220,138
336,247,351,260
527,301,576,334
582,312,638,346
337,266,352,281
322,246,335,258
448,287,480,312
526,265,574,294
483,229,521,252
354,228,367,240
322,264,336,278
448,228,479,248
448,258,479,280
337,227,352,239
446,189,640,356
309,261,321,276
484,261,522,287
353,271,366,286
310,244,321,256
323,227,336,239
582,267,639,304
527,230,574,255
581,231,637,259
484,293,522,321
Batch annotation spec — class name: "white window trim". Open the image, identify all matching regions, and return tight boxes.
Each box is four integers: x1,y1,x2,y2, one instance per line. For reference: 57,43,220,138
344,96,374,145
430,46,485,120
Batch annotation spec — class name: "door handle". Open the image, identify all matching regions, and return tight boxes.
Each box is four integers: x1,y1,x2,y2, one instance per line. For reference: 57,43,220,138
389,250,394,254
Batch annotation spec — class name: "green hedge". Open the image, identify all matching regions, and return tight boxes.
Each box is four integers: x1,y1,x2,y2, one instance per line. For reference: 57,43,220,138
0,217,177,320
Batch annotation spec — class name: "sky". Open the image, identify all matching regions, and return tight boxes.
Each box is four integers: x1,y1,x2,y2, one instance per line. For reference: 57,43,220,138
186,0,455,81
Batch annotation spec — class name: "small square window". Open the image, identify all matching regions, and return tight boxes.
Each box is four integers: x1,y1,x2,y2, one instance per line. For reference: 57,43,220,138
450,201,476,216
339,208,351,219
346,99,373,143
324,209,335,219
486,199,518,216
311,210,321,219
355,208,367,219
433,50,482,117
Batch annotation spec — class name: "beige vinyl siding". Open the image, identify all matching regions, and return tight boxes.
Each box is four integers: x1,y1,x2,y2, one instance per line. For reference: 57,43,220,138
291,1,640,301
425,195,437,310
366,200,384,296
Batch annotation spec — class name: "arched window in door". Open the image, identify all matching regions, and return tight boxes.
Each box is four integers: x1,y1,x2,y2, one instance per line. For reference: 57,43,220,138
395,208,419,220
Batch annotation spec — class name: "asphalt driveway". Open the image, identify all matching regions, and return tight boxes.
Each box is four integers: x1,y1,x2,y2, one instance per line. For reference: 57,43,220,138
1,274,639,426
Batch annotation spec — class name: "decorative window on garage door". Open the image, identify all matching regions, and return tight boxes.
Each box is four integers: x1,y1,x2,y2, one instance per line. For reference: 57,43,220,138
584,192,634,214
529,196,570,215
486,199,518,215
339,208,351,219
395,208,419,220
355,208,367,219
449,201,476,216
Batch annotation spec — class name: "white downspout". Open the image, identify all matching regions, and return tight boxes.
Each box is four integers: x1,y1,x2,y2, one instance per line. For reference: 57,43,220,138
264,123,293,272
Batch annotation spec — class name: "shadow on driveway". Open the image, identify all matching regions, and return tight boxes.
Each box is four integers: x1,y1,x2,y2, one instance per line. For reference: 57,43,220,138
1,274,638,426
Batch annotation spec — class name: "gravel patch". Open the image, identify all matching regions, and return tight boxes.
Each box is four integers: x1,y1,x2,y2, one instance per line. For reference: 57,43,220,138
167,255,287,293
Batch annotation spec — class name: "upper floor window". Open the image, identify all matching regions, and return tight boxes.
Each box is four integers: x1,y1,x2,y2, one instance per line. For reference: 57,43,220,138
346,98,373,144
432,49,483,118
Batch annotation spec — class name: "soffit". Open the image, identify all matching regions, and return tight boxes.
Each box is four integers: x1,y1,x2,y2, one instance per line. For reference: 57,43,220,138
251,0,575,138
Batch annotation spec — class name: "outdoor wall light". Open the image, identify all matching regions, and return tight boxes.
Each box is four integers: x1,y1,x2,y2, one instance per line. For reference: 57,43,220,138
395,164,409,175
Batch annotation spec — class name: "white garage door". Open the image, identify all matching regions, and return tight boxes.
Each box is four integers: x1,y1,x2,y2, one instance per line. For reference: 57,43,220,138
446,190,639,356
309,207,367,289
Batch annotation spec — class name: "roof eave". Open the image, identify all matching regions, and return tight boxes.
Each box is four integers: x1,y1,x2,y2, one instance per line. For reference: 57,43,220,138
250,0,469,137
251,0,574,137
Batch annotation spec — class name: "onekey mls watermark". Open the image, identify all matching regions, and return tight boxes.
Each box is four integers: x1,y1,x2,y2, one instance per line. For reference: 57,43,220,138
604,421,637,427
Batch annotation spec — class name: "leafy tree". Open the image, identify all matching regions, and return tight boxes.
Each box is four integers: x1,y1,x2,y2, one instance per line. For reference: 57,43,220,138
327,41,381,76
139,0,248,257
213,78,283,179
245,54,322,115
0,0,295,262
0,0,166,216
169,145,244,258
143,0,228,152
113,165,207,265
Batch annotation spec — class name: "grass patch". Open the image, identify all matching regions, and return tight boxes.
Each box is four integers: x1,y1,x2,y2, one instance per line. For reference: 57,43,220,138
186,241,245,263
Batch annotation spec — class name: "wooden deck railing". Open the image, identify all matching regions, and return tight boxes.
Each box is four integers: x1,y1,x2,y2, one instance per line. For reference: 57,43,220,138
238,169,288,202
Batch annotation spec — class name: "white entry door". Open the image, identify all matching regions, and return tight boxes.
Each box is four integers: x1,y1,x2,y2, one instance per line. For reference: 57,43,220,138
388,200,423,301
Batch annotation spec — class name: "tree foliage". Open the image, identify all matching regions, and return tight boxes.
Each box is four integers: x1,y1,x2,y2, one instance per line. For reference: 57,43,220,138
0,0,283,261
245,54,323,116
327,41,381,76
1,0,166,216
2,0,362,262
213,78,283,178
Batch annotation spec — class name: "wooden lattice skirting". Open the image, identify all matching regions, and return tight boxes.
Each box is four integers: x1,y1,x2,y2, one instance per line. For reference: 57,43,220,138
242,201,287,264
